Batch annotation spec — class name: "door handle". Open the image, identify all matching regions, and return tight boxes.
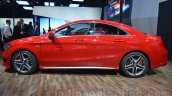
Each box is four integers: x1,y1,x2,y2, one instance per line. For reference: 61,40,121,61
114,39,123,42
74,39,84,42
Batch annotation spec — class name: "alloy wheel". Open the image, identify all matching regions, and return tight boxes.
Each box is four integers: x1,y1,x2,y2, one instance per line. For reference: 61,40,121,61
13,52,33,73
124,55,146,76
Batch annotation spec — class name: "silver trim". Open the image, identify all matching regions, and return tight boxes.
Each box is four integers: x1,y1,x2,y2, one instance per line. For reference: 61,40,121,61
41,67,115,70
52,22,130,38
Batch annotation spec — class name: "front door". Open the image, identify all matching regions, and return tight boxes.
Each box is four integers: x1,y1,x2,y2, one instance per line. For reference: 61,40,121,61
41,23,90,68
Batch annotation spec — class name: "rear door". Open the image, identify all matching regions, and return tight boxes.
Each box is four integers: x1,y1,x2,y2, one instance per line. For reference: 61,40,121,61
86,23,130,68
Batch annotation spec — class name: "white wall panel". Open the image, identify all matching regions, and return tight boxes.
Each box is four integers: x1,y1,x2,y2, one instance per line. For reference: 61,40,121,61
131,0,167,35
33,6,102,21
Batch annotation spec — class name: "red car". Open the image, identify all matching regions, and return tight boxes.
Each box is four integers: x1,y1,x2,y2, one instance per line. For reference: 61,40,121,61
2,20,168,77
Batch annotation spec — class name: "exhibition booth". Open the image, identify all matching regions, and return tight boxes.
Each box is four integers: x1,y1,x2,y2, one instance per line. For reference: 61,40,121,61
0,0,171,61
0,0,172,96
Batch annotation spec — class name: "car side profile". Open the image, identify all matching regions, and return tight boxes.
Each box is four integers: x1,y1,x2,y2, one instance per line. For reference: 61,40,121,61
2,20,168,77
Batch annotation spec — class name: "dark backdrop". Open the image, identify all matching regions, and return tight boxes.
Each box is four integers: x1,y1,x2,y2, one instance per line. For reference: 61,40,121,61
0,2,32,18
157,0,172,61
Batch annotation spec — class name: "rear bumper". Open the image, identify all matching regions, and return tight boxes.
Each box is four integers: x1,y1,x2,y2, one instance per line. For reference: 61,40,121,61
149,45,168,69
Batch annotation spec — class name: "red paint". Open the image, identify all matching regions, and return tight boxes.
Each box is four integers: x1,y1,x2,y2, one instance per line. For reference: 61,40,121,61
2,20,168,70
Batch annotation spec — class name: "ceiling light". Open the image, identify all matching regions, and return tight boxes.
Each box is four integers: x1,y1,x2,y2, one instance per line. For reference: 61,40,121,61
16,1,29,5
69,4,79,7
7,0,10,3
23,6,33,10
44,2,49,6
72,0,84,2
44,2,55,6
50,2,55,6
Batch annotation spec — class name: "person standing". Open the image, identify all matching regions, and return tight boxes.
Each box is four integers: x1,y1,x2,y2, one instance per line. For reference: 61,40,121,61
33,22,40,36
28,21,33,36
13,21,22,40
20,19,29,38
0,28,3,49
43,28,46,34
2,19,13,43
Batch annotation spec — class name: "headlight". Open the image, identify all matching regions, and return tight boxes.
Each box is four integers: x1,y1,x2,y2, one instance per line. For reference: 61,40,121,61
4,44,12,51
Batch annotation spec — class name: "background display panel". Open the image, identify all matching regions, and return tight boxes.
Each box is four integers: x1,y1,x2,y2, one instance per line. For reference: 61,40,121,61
40,18,66,35
107,0,131,21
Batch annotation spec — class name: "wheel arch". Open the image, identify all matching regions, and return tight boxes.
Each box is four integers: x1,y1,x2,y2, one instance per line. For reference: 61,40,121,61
119,50,151,69
10,49,40,69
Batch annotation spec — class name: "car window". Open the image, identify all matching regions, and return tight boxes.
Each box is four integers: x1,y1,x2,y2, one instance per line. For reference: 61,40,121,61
117,28,128,35
88,23,128,36
55,23,90,37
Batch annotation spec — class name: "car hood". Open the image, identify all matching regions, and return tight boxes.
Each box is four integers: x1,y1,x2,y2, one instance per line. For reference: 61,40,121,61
9,36,42,45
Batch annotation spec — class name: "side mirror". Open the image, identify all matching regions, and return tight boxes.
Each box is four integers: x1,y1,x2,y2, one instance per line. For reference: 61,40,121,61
48,32,55,42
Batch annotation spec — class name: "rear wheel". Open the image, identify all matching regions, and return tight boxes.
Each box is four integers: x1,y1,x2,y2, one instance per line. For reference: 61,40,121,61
120,52,148,77
12,51,38,74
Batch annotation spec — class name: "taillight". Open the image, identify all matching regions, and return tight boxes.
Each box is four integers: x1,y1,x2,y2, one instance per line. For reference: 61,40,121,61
146,34,165,47
155,36,163,44
155,36,166,47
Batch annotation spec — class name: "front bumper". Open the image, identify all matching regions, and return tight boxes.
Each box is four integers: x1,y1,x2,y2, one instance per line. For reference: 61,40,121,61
2,51,12,69
2,57,6,62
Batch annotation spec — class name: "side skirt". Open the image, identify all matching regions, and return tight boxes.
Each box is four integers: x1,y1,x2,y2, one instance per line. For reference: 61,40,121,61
40,67,116,70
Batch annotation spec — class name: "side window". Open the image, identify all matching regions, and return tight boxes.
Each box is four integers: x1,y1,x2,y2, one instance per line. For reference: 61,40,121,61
54,27,68,37
88,23,128,36
88,23,117,35
55,23,90,37
117,29,129,35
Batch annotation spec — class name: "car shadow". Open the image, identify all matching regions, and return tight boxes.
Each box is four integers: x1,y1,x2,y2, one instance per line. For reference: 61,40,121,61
40,69,118,76
3,67,159,76
146,69,158,75
5,68,16,73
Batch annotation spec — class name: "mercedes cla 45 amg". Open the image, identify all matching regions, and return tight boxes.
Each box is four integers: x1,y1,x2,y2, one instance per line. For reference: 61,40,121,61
2,20,168,77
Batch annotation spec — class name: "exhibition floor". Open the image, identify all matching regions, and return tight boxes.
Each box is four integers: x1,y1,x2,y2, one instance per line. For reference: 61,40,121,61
0,53,172,95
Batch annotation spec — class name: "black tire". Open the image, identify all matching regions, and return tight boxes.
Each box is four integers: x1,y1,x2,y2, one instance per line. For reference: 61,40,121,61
12,51,38,74
120,52,148,78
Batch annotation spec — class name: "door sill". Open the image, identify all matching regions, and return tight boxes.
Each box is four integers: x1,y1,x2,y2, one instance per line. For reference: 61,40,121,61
41,66,115,70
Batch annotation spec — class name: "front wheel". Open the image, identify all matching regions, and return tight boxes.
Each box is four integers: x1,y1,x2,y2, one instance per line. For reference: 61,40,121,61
12,51,38,74
120,52,148,78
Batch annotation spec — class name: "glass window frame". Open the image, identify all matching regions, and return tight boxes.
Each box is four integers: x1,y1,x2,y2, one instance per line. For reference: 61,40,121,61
88,22,130,36
54,22,91,37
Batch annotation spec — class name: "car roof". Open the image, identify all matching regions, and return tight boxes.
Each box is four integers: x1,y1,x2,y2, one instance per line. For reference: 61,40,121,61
69,20,122,26
55,20,145,36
